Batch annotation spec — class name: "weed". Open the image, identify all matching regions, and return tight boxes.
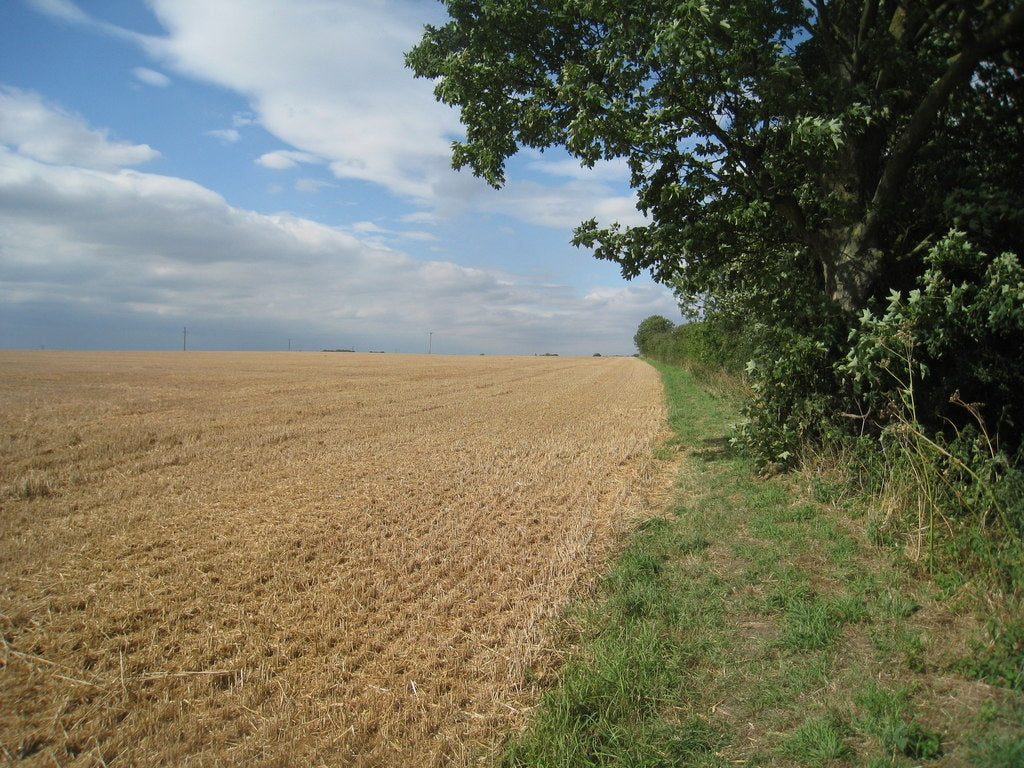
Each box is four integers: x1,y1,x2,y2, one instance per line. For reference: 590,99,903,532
826,528,861,562
894,721,943,760
499,623,697,767
779,594,842,652
781,651,831,695
878,590,919,620
899,629,927,672
606,549,672,623
855,681,908,727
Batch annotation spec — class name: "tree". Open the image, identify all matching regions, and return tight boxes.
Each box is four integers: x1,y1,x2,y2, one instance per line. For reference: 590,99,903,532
407,0,1023,321
633,314,675,355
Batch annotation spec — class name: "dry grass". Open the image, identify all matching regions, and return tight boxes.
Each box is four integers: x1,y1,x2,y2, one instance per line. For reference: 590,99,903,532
0,351,669,767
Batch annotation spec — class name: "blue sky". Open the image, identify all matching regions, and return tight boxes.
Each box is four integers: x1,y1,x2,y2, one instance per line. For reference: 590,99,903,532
0,0,681,355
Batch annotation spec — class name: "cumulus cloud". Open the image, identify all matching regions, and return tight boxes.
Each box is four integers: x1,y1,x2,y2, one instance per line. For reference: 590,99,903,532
527,155,634,183
294,177,336,193
0,85,160,170
134,1,641,226
27,0,146,45
1,146,418,325
496,180,646,230
132,0,457,198
401,230,437,242
0,144,677,354
25,0,91,25
231,112,257,128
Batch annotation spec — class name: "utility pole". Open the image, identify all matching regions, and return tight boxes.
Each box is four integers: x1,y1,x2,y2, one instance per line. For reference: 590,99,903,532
183,327,187,351
288,338,292,351
428,331,433,354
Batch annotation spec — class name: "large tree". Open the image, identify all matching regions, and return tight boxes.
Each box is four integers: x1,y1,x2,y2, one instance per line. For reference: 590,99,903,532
407,0,1024,320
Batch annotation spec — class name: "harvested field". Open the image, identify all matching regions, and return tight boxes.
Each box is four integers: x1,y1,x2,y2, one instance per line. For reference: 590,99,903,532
0,351,668,766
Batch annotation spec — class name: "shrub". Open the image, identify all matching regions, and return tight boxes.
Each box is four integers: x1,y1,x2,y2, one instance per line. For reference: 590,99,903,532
841,231,1024,454
838,232,1024,584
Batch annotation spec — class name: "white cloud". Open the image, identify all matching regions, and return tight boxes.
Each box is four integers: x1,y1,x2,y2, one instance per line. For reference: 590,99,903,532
132,67,171,87
351,221,386,234
138,0,644,227
527,154,634,182
256,149,320,170
402,210,437,222
0,146,404,319
205,128,240,143
400,230,437,242
4,4,679,353
0,85,160,170
137,0,458,199
27,0,147,45
471,178,647,230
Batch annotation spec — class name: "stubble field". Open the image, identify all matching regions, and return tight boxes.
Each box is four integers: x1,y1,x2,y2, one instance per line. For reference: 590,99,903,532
0,351,668,766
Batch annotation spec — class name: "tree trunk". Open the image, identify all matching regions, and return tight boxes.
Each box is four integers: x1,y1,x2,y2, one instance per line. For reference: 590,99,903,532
832,225,883,312
815,1,1024,315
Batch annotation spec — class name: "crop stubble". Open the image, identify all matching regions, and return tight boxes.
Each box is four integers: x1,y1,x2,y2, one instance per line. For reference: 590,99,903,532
0,352,668,766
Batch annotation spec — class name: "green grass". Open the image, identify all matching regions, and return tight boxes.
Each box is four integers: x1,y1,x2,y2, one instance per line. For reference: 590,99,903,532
497,361,1024,767
782,712,852,766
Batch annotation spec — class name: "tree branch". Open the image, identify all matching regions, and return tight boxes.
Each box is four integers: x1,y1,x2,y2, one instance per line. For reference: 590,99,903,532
861,2,1024,254
853,0,880,74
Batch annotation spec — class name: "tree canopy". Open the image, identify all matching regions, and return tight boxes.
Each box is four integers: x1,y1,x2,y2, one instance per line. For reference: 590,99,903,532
633,314,675,355
408,0,1023,318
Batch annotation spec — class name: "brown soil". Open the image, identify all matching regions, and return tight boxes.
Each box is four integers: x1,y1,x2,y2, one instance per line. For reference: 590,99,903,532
0,351,668,767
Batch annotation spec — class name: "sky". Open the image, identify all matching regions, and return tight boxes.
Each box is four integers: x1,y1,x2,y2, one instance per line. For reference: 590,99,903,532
0,0,682,356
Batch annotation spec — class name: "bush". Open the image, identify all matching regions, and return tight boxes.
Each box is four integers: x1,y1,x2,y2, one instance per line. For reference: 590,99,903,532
836,232,1024,584
735,324,844,469
841,231,1024,454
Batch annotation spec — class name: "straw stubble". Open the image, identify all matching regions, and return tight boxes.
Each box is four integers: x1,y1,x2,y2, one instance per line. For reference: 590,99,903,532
1,351,667,766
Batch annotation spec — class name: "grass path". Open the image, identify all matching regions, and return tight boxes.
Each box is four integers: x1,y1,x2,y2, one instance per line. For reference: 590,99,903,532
499,362,1024,767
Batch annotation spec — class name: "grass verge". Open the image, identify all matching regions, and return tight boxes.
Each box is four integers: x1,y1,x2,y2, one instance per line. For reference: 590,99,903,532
498,361,1024,767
